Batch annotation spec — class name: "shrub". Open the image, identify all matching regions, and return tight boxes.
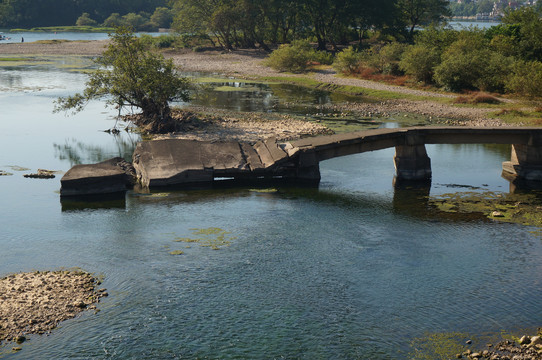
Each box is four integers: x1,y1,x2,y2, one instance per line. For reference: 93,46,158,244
76,13,97,27
473,52,514,93
265,40,330,73
413,26,459,55
506,60,542,98
333,47,363,74
470,92,501,104
399,44,440,83
311,50,334,65
377,42,407,75
432,35,509,92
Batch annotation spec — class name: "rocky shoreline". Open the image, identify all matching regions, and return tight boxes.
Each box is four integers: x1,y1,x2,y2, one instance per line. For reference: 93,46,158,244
0,270,107,350
460,335,542,359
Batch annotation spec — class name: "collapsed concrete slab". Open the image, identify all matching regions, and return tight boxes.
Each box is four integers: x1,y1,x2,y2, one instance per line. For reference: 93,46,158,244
60,157,135,196
132,138,291,188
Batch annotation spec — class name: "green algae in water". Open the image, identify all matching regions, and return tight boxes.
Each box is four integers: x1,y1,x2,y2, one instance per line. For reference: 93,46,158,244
249,188,278,193
174,227,236,250
213,85,260,92
6,165,30,172
169,250,184,255
430,191,542,229
409,332,470,360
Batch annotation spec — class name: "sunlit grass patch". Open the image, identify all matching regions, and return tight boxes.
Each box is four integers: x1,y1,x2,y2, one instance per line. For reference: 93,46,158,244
489,107,542,126
213,85,259,92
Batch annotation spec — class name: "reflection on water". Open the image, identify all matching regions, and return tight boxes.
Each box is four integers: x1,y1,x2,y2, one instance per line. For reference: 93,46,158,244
3,56,542,359
53,133,138,166
186,79,365,117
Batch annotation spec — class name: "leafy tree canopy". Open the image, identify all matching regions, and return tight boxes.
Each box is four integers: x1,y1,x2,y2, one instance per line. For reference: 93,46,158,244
54,27,191,133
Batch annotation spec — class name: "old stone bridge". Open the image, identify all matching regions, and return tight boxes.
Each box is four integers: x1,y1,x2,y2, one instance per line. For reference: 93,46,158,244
61,126,542,196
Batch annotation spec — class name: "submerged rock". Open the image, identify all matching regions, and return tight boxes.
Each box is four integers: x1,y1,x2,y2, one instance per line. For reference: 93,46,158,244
23,169,56,179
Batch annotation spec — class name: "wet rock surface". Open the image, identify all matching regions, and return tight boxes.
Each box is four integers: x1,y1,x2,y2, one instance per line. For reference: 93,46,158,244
0,270,107,343
460,337,542,359
23,169,57,179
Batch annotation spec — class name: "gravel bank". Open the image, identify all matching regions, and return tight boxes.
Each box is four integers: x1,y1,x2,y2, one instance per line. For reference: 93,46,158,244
0,270,107,346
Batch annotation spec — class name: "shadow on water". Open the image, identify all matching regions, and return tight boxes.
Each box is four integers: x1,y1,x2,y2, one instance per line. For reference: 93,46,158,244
60,192,126,211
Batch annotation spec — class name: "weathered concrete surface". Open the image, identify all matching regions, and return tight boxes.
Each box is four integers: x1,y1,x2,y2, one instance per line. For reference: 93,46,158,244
132,138,290,188
60,127,542,196
394,145,432,180
60,157,135,196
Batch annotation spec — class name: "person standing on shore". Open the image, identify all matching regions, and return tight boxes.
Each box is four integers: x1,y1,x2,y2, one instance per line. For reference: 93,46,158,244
21,37,24,42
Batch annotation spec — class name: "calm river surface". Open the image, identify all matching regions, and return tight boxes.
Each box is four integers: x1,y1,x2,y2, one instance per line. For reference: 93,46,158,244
1,57,542,359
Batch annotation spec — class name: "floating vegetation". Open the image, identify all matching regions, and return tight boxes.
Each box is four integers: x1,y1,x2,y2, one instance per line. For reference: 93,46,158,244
174,227,236,250
169,250,184,255
0,170,13,176
6,166,30,172
409,332,470,360
0,58,28,62
249,188,278,193
213,85,259,92
430,191,542,229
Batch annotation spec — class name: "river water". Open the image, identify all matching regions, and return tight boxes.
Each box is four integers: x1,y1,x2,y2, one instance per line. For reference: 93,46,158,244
1,57,542,359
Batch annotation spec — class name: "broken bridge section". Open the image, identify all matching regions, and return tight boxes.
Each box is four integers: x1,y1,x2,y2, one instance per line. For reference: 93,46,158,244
132,137,297,188
61,126,542,196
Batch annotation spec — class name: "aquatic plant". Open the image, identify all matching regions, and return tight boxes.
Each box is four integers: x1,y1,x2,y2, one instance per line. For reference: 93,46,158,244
409,332,469,360
430,191,542,230
174,227,237,250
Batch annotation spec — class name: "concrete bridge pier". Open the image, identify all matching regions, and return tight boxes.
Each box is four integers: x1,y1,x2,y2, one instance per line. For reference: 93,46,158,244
291,150,321,183
502,139,542,181
393,145,432,181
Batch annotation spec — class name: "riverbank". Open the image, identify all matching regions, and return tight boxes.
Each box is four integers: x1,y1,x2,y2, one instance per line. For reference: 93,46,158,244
0,40,514,128
0,270,107,348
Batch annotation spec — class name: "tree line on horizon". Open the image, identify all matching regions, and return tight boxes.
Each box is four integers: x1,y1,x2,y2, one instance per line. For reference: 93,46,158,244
0,0,450,47
0,0,166,28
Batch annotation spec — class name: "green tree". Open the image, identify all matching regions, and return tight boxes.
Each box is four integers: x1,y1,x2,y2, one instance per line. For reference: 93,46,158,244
433,32,512,92
333,47,363,73
103,13,122,27
150,7,173,28
76,12,97,26
398,0,450,36
501,7,542,61
122,12,147,30
399,44,440,83
54,27,191,133
506,60,542,98
265,40,314,72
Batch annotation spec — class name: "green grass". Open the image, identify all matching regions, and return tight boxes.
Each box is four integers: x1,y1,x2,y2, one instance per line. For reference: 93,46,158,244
0,57,28,62
488,107,542,126
260,75,434,101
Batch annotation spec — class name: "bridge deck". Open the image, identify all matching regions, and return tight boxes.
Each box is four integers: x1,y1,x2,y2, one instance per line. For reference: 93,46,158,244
288,126,542,161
